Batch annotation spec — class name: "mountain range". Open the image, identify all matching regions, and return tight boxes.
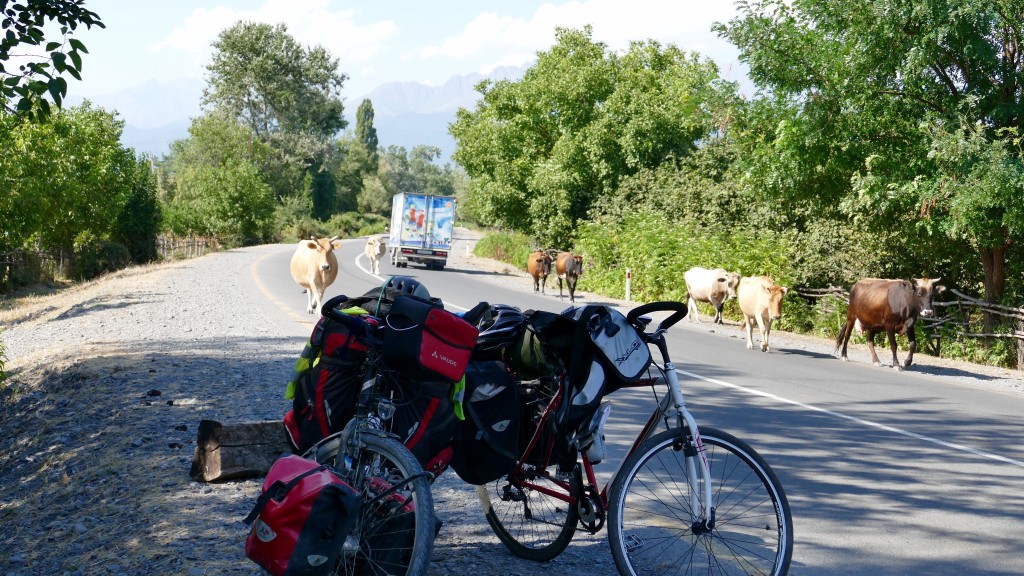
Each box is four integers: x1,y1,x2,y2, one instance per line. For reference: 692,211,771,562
66,65,527,166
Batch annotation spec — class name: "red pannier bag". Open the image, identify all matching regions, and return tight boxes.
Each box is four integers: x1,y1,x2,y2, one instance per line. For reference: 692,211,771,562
244,455,360,576
383,294,479,382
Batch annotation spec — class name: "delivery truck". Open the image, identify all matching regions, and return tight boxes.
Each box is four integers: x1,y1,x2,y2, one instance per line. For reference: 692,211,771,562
388,193,456,269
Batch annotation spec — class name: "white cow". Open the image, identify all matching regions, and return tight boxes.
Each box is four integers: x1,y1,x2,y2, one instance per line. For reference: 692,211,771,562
364,236,387,275
684,266,741,324
737,276,789,352
289,236,342,314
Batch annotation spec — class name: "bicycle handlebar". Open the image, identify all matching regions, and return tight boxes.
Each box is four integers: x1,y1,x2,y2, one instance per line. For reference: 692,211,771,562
626,301,689,333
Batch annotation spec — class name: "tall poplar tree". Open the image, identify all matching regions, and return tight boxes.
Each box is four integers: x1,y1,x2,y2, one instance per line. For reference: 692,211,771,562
356,98,379,167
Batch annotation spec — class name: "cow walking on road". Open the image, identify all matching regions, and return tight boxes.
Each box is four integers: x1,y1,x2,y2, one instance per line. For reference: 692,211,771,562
364,236,387,275
834,277,945,370
527,251,553,294
738,276,789,352
289,236,342,314
555,252,584,303
684,267,741,324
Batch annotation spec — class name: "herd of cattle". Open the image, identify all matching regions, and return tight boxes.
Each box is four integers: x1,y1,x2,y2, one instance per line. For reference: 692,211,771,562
288,236,945,371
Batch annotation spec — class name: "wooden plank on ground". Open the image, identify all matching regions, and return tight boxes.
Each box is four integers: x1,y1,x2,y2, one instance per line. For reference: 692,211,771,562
189,419,292,482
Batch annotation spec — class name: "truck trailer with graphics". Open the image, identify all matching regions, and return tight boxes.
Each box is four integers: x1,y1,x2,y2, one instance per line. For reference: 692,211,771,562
388,193,456,269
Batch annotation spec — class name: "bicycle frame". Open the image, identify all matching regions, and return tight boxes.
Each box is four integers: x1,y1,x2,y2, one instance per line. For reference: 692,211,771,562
510,344,715,534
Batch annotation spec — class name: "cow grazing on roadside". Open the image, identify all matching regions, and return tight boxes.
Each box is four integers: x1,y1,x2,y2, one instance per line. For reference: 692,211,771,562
738,276,789,352
834,277,945,370
289,236,343,314
364,236,387,275
555,252,584,303
527,251,553,294
684,267,741,324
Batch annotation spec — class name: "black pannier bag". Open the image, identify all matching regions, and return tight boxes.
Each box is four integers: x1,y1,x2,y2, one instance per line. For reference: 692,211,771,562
450,360,521,485
283,313,374,454
391,376,460,475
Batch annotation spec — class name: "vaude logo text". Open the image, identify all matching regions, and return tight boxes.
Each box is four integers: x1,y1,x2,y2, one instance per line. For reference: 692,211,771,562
431,350,458,367
615,339,642,365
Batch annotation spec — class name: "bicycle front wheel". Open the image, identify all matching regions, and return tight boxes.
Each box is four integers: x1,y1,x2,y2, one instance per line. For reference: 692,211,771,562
334,434,435,576
608,426,793,576
475,464,579,561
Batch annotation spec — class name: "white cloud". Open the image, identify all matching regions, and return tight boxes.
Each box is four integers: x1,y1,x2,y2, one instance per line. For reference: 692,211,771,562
418,0,740,73
154,0,399,70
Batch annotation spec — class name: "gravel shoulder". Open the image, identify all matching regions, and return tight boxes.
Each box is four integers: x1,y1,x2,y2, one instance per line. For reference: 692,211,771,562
1,234,1021,575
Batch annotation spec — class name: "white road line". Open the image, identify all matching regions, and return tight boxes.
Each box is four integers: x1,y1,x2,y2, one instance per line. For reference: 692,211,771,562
677,368,1024,469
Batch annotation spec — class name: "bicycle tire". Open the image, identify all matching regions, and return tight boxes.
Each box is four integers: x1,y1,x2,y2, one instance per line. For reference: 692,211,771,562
475,464,579,561
608,426,793,576
332,434,435,576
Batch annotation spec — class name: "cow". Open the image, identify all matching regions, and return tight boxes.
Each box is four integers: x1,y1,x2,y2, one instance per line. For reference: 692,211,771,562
527,250,553,294
834,277,945,370
684,267,741,324
364,236,387,275
289,236,342,314
555,252,584,303
737,276,789,352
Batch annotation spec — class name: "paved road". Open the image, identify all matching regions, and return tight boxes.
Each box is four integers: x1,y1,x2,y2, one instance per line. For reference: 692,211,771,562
247,237,1024,576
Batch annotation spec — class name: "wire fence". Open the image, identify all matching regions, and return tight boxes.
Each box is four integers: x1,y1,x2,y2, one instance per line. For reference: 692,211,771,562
1,236,220,295
156,235,220,261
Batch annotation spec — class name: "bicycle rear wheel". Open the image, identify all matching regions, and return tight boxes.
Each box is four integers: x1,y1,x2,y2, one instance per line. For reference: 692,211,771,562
333,434,435,576
608,426,793,576
476,464,579,561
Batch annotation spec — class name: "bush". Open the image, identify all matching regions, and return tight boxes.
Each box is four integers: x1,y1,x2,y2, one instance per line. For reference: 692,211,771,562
74,240,132,281
574,211,797,304
473,231,535,269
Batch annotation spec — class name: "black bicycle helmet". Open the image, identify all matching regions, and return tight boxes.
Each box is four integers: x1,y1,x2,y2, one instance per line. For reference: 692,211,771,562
475,304,526,353
384,275,431,300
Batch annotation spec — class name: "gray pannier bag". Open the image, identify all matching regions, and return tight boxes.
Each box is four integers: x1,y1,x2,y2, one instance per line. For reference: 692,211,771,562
567,305,651,383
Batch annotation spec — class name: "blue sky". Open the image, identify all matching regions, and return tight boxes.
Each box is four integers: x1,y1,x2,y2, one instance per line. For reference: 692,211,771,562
69,0,749,101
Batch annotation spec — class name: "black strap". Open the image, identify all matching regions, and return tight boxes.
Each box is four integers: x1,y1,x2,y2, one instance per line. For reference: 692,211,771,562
243,463,326,526
568,306,600,390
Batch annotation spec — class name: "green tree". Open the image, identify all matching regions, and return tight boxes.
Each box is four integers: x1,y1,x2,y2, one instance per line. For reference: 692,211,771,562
332,134,373,213
112,155,162,264
164,113,275,244
716,0,1024,303
379,145,456,197
450,26,736,247
203,21,347,138
0,0,104,120
201,21,347,212
355,98,379,166
0,102,135,264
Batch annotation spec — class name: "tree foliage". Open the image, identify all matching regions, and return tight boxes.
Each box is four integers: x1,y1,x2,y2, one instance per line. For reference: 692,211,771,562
0,0,104,120
201,21,347,210
356,98,379,164
451,26,738,247
203,21,347,139
163,113,275,244
0,102,135,261
716,0,1024,302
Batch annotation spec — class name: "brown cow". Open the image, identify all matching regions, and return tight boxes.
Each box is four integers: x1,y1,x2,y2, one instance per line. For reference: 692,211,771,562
738,276,789,352
684,266,741,324
555,252,584,303
289,236,342,314
834,277,945,370
527,250,553,294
